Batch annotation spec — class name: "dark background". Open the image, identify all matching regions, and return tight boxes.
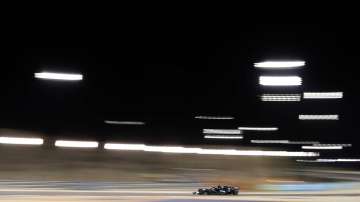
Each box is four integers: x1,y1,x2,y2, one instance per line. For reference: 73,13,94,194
1,18,359,159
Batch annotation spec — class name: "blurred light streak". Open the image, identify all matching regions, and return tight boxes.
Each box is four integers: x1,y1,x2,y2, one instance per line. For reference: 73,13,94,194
202,129,242,134
194,116,234,120
286,141,320,145
104,120,145,125
259,76,302,86
55,140,99,148
261,94,301,101
299,114,339,120
312,143,352,147
0,137,43,145
238,127,278,131
104,143,318,157
251,140,289,144
204,135,243,139
302,145,343,150
303,92,343,99
254,61,305,69
34,72,83,81
297,159,360,163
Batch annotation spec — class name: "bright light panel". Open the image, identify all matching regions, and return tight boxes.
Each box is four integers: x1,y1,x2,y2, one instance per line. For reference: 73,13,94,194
55,140,99,148
0,137,44,145
251,140,289,144
203,129,242,134
286,141,320,145
104,120,145,125
254,61,305,69
303,92,343,99
204,135,244,139
299,114,339,120
104,143,145,150
34,72,83,81
239,127,278,131
259,76,302,86
261,94,301,102
104,143,318,157
297,159,360,163
312,144,351,147
302,145,343,150
194,116,234,120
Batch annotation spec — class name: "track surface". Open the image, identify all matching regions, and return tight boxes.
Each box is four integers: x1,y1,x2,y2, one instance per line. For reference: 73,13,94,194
0,181,359,202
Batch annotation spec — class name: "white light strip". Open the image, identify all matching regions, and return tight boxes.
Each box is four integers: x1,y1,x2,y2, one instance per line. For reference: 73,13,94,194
286,141,320,145
312,144,352,147
238,127,278,131
303,92,343,99
297,159,360,163
34,72,83,81
254,61,305,69
302,145,343,150
203,129,242,135
204,135,244,139
104,143,318,157
261,94,301,102
194,116,234,120
259,76,302,86
299,115,339,120
55,140,99,148
104,120,145,125
251,140,289,144
0,137,44,145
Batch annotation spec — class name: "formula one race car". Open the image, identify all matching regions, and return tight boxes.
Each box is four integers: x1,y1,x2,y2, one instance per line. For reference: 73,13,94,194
193,185,239,195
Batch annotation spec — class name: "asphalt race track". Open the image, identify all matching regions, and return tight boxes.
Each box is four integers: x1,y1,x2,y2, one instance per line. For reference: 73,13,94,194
0,181,360,202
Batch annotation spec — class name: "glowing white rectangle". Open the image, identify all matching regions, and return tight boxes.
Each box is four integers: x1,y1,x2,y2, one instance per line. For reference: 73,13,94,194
302,145,343,150
104,143,145,150
0,137,44,145
312,144,351,147
34,72,83,81
104,120,145,125
303,92,343,99
297,159,360,163
194,116,234,120
261,94,301,102
286,141,320,145
55,140,98,148
251,140,289,144
299,115,339,120
204,135,244,139
203,129,242,135
104,142,318,157
337,159,360,162
238,127,278,131
259,76,302,86
254,61,305,69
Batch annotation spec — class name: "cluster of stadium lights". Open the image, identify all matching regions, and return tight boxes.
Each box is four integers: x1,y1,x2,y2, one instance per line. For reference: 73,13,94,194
30,66,348,159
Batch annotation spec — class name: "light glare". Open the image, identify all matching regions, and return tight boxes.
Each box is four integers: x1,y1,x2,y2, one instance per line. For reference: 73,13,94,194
0,137,44,145
238,127,278,131
254,61,305,69
299,115,339,120
204,135,244,139
34,72,83,81
303,92,343,99
55,140,99,148
259,76,302,86
104,143,318,157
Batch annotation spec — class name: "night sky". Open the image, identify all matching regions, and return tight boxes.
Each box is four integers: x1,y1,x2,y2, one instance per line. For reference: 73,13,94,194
1,21,359,158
